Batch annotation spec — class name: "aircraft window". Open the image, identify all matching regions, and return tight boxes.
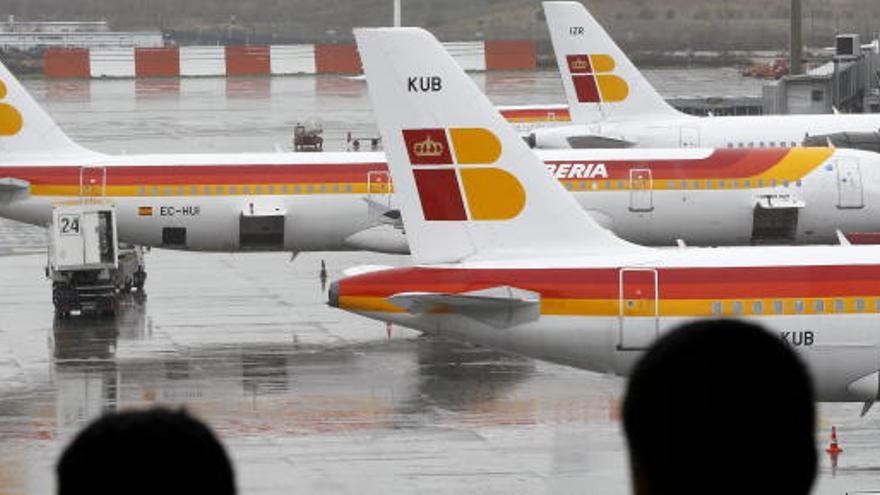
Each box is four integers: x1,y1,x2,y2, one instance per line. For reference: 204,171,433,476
680,180,686,189
565,182,573,191
706,180,713,189
163,187,172,196
617,181,624,189
731,301,743,315
294,184,301,193
856,299,866,312
791,141,797,147
749,142,754,147
813,299,825,313
242,185,251,194
345,184,352,192
189,186,198,195
306,185,313,193
268,184,275,194
229,186,238,194
667,180,676,189
727,143,733,148
876,299,880,312
773,300,784,314
151,186,158,196
732,180,739,188
760,142,765,147
744,180,751,188
203,186,211,195
216,185,224,194
794,300,805,313
757,179,764,187
834,299,845,313
333,184,340,192
320,184,327,192
692,181,700,189
796,180,802,187
738,143,744,148
280,184,288,194
137,186,145,196
783,180,790,187
712,302,722,315
255,185,263,194
718,180,726,188
770,179,777,187
770,141,776,147
752,301,763,314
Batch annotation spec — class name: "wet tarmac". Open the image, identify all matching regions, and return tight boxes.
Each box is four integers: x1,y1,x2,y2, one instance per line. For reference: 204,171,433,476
1,70,879,494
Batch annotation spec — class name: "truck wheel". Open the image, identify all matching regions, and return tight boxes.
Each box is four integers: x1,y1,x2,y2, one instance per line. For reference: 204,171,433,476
134,270,147,291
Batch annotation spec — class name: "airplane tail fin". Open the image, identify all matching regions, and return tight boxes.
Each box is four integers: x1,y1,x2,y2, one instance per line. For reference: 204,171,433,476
0,58,98,160
355,27,641,265
543,1,681,123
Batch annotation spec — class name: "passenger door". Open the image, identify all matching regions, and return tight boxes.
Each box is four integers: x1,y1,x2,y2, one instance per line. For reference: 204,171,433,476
79,166,107,198
837,159,864,209
629,168,653,212
367,170,393,208
618,268,659,350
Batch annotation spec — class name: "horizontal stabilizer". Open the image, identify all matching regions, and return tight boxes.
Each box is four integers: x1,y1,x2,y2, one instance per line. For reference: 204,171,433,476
0,177,29,192
388,285,541,329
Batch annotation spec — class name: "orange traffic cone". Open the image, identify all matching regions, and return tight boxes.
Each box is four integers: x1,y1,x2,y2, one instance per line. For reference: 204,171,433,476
826,426,843,455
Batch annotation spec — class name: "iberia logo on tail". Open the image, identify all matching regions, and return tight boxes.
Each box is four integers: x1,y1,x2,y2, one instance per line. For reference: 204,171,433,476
0,81,22,135
566,54,629,103
402,128,525,222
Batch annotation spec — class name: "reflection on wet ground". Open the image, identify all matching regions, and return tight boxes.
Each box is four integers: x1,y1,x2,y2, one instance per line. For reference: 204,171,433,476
1,250,879,494
1,71,879,493
0,250,626,493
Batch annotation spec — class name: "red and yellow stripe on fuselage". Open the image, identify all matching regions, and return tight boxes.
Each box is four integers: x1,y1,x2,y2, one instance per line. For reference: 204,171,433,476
548,147,834,191
0,162,389,197
338,265,880,318
0,147,833,198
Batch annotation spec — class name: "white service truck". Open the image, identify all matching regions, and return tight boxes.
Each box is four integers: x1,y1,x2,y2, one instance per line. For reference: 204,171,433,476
46,203,146,316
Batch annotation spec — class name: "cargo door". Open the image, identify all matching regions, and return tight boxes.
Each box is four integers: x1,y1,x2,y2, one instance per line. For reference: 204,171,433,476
679,126,700,148
629,168,653,212
618,268,659,350
837,159,864,209
240,199,286,250
79,166,107,198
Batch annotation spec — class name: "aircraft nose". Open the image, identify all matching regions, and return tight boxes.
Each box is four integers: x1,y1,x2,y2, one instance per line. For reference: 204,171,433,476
328,281,340,308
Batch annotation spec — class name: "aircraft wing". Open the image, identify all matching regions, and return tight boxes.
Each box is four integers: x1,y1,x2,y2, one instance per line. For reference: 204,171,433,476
566,135,635,149
388,286,541,329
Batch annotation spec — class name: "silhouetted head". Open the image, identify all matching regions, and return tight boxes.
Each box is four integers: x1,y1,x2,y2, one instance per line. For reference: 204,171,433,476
623,320,816,495
58,407,235,495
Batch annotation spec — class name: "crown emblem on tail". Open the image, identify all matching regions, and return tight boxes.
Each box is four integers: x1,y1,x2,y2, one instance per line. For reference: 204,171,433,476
570,58,589,71
413,136,444,157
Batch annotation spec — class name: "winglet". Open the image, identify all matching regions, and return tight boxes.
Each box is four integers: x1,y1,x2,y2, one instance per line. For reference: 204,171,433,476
355,27,642,264
0,58,100,160
543,1,681,123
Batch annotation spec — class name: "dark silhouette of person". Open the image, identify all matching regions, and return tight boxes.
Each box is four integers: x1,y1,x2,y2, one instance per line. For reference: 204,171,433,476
623,320,816,495
57,407,236,495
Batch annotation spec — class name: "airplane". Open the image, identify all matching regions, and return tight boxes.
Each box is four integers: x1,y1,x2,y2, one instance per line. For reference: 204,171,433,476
331,27,880,409
527,1,880,150
2,56,880,260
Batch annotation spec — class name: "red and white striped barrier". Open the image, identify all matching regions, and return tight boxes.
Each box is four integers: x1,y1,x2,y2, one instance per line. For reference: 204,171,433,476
43,40,536,78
